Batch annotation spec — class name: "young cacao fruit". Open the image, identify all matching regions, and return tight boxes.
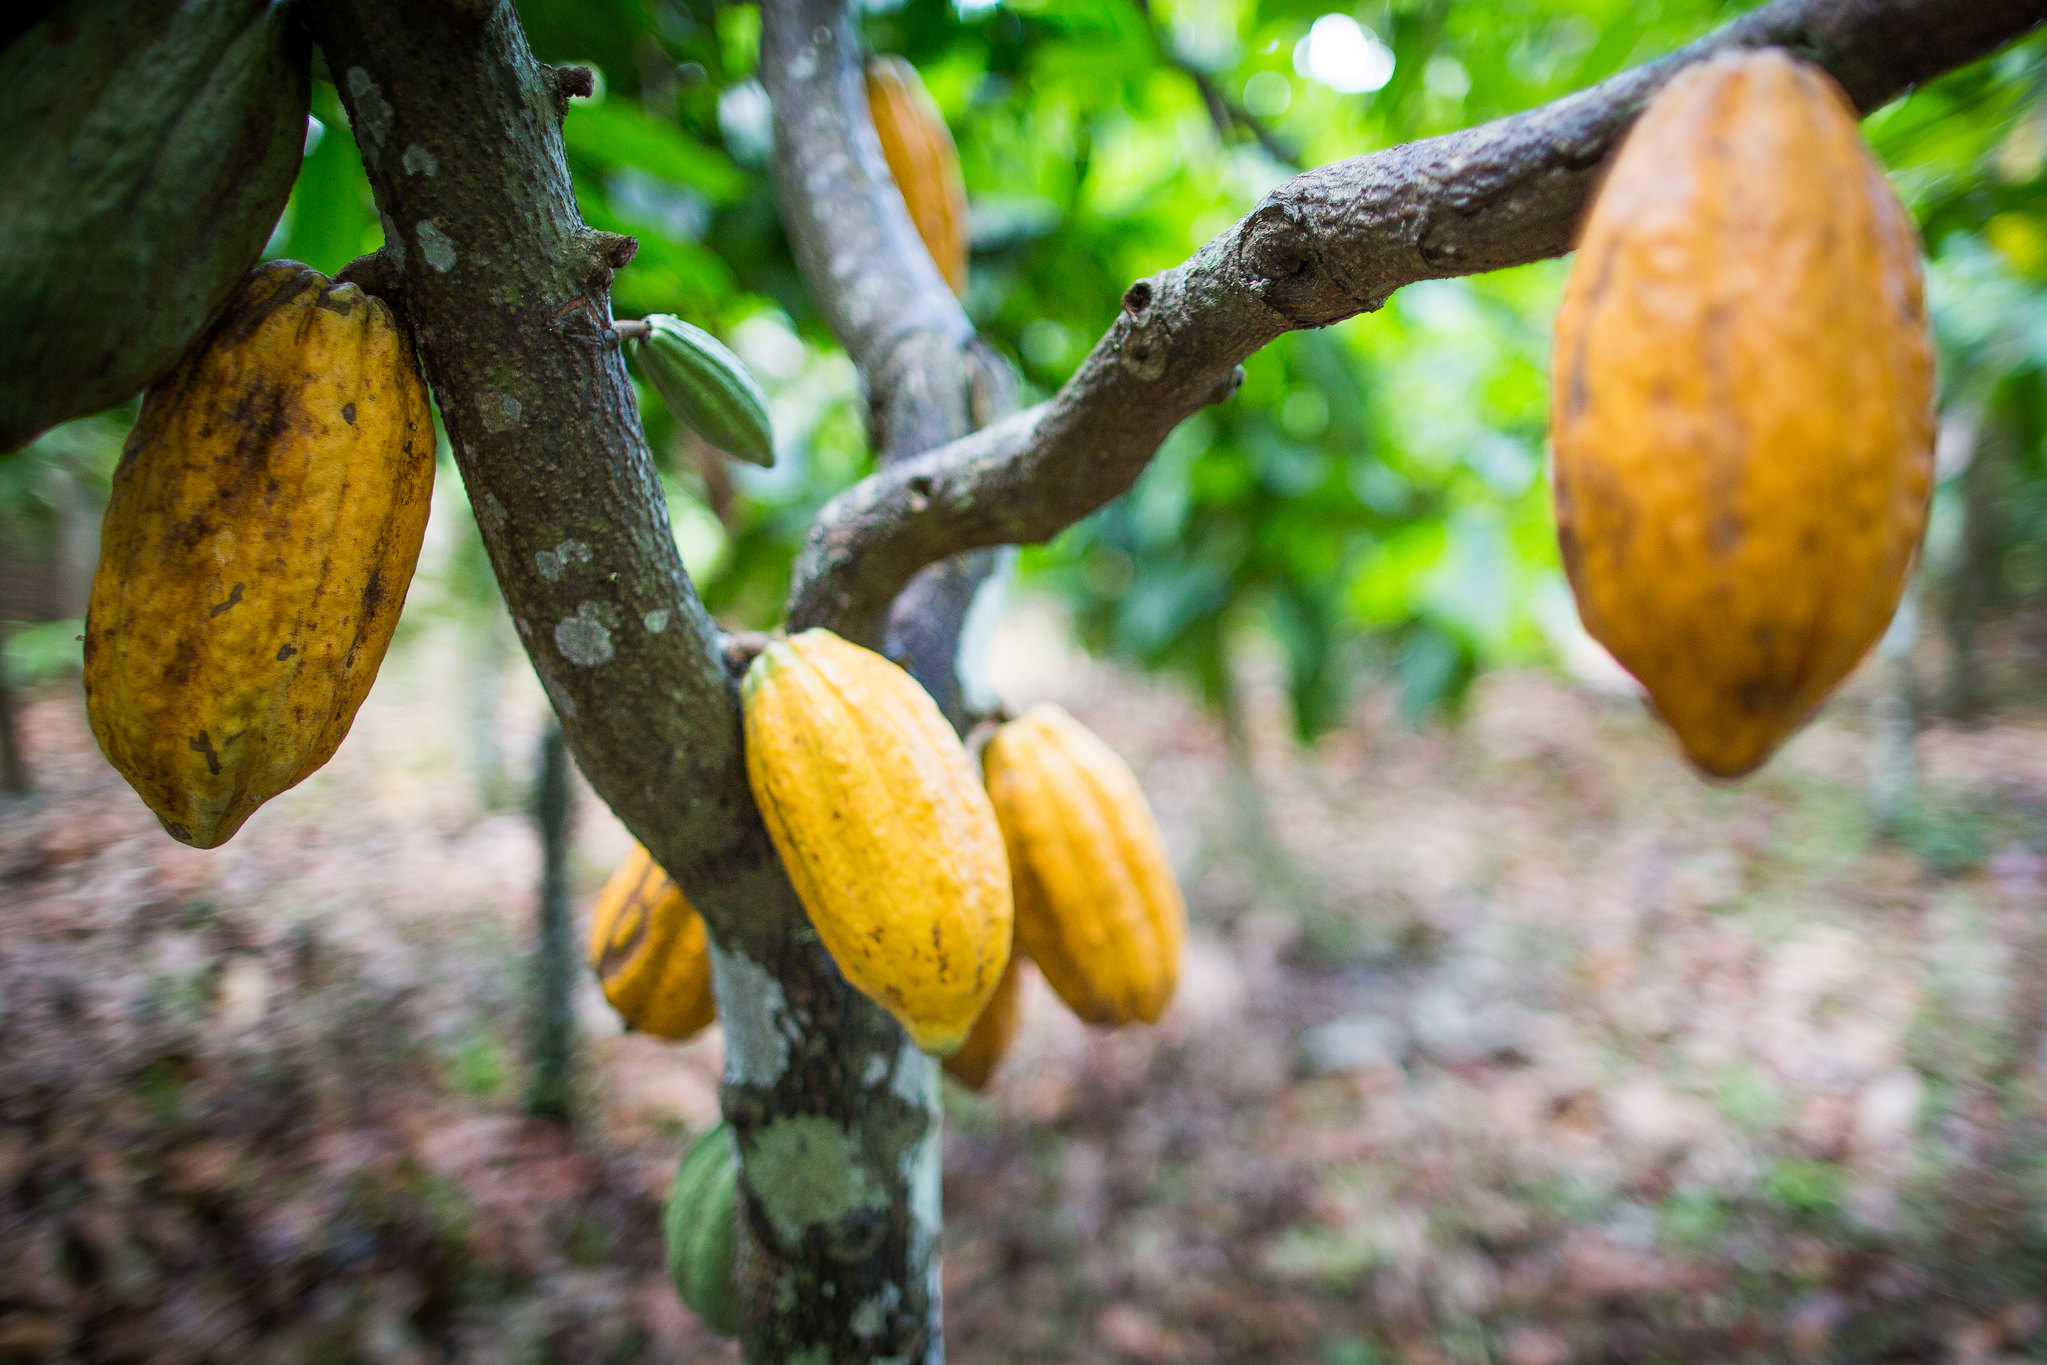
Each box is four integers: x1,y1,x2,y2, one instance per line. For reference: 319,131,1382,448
1551,49,1934,779
632,315,775,467
742,628,1013,1055
943,953,1027,1091
0,0,310,452
588,843,717,1040
982,704,1184,1026
664,1122,741,1337
865,55,969,298
84,261,435,848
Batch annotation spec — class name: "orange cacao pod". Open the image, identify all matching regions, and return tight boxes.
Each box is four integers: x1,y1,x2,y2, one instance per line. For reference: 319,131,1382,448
84,260,433,846
982,704,1184,1026
588,844,717,1040
1551,49,1934,779
943,953,1027,1091
866,55,969,297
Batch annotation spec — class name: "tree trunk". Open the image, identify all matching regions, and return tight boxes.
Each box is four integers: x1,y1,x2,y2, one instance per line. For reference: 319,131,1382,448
528,722,575,1121
303,4,960,1356
0,656,26,795
1870,579,1919,835
1945,408,2005,721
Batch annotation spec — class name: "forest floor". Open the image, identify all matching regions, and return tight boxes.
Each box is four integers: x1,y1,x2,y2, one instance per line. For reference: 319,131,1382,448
3,602,2047,1365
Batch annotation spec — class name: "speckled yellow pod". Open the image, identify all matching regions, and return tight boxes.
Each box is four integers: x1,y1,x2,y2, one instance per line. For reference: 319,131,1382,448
83,260,434,846
1551,49,1934,779
982,703,1184,1026
943,952,1026,1091
588,844,717,1040
742,629,1012,1055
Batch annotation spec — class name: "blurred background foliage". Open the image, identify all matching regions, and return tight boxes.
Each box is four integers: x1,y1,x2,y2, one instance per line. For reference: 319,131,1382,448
6,0,2046,743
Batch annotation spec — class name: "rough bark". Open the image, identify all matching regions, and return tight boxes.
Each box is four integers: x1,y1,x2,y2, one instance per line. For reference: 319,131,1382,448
305,3,966,1360
786,0,2047,638
527,722,575,1121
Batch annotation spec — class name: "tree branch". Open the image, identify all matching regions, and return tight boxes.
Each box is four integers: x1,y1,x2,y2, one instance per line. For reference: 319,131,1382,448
787,0,2047,636
300,3,809,961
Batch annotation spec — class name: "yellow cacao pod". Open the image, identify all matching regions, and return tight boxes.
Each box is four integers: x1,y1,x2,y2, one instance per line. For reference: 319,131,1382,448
943,952,1026,1092
982,704,1184,1026
83,260,434,847
588,844,717,1040
1551,49,1934,779
866,55,969,298
742,629,1012,1055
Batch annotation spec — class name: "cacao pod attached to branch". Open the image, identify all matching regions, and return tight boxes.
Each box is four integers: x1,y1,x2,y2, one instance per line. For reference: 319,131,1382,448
630,314,776,467
982,703,1184,1026
743,628,1013,1054
664,1122,741,1336
84,261,435,847
588,843,718,1039
866,55,970,299
1551,49,1934,779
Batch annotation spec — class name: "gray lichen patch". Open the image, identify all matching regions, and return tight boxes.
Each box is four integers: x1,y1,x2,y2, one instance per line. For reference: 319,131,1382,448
534,539,591,581
554,602,615,666
483,392,523,433
644,609,670,634
416,219,457,273
851,1283,902,1340
710,942,791,1086
743,1116,888,1253
889,1039,935,1108
345,68,394,157
901,1118,942,1269
402,143,438,176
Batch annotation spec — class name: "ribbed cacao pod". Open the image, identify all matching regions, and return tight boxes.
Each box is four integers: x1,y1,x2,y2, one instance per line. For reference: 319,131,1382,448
866,55,969,298
664,1122,741,1337
982,704,1184,1026
588,843,717,1039
1552,49,1934,779
84,261,435,848
0,0,310,452
632,315,775,467
943,953,1026,1091
743,629,1012,1055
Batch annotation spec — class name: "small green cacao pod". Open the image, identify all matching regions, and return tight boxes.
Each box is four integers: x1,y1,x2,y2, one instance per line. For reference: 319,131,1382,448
664,1122,741,1336
632,315,774,467
0,0,311,453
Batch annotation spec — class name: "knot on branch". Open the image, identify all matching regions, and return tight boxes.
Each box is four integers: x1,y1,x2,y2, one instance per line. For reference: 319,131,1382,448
336,247,406,304
548,63,596,115
1237,199,1342,325
578,228,639,274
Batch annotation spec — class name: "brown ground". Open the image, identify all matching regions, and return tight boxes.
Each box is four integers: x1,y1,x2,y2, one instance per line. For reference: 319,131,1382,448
3,603,2046,1364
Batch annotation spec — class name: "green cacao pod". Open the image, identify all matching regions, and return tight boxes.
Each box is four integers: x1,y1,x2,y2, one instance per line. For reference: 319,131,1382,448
84,261,435,848
664,1123,742,1337
0,0,310,452
632,315,775,467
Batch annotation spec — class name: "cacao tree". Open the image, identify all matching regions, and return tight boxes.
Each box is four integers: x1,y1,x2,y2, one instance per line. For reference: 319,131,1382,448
6,0,2046,1359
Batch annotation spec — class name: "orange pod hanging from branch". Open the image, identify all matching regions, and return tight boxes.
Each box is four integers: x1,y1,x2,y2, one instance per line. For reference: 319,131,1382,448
866,55,969,297
1550,49,1934,779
